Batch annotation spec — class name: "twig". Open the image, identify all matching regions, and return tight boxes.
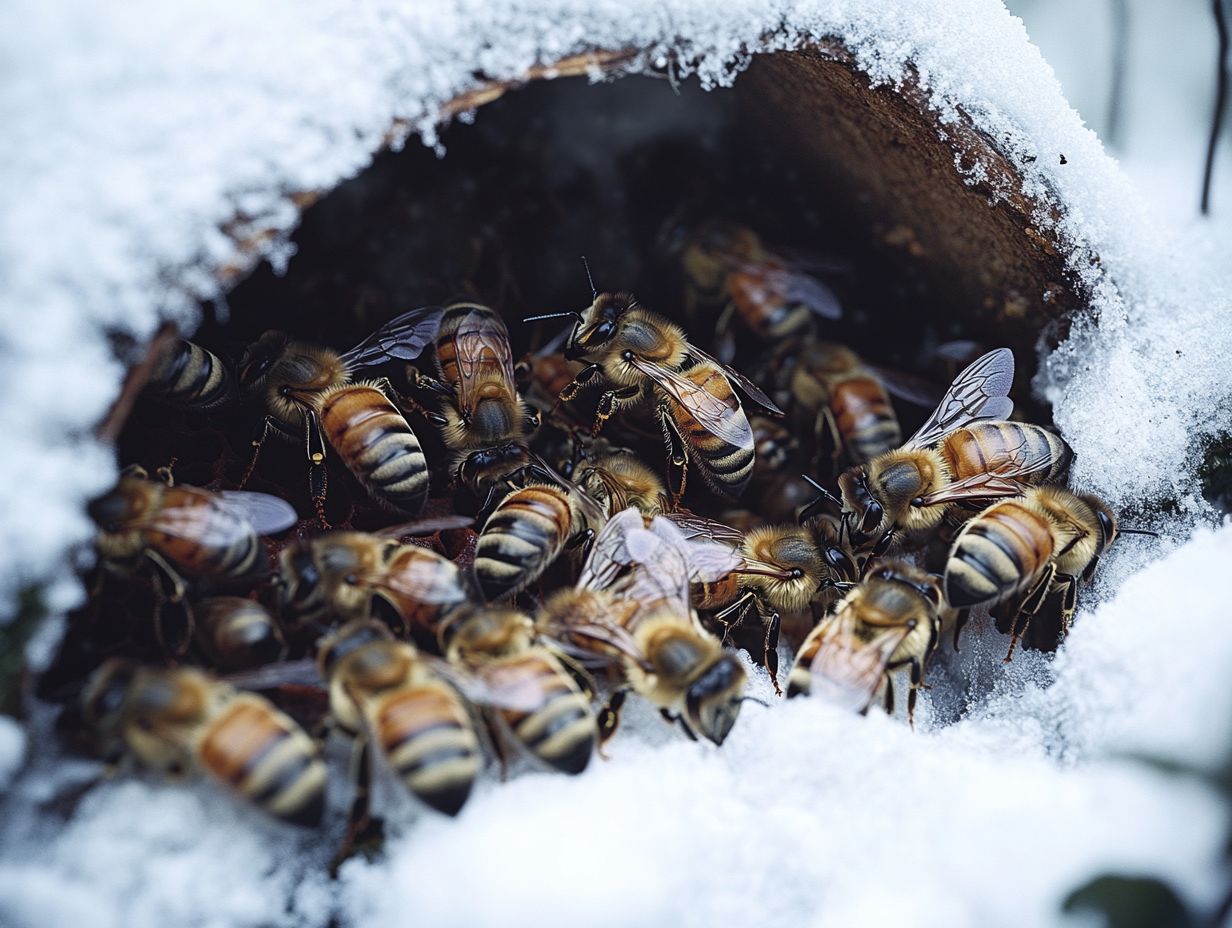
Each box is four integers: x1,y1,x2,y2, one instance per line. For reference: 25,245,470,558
1202,0,1230,215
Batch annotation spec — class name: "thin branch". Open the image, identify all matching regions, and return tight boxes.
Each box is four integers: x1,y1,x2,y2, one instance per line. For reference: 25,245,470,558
1202,0,1230,215
1106,0,1129,148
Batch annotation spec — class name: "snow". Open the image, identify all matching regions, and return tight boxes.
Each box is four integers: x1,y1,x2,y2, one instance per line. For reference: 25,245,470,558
3,0,1232,925
0,716,25,792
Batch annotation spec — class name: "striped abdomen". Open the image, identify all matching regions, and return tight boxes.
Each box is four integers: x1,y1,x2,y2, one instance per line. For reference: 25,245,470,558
474,486,572,601
197,597,286,670
830,375,901,464
944,500,1054,609
667,362,754,500
380,546,469,636
371,682,480,817
940,422,1073,485
728,266,810,340
482,652,595,774
148,490,264,582
197,696,327,827
691,571,741,611
147,338,235,410
319,385,429,514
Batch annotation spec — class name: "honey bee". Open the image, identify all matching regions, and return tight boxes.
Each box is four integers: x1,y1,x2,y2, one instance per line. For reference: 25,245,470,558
318,620,482,817
82,659,327,826
790,341,904,469
539,508,747,746
787,560,944,724
943,486,1119,660
664,511,862,694
677,221,842,345
89,467,297,654
438,606,597,774
572,446,669,517
276,527,470,639
409,302,540,467
817,348,1071,550
472,476,606,602
195,596,287,670
531,286,781,502
314,381,432,516
237,307,444,516
144,337,236,410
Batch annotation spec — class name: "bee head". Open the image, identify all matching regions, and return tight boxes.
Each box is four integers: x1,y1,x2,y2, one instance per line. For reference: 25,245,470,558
238,330,290,389
568,292,634,358
87,477,147,534
686,653,746,746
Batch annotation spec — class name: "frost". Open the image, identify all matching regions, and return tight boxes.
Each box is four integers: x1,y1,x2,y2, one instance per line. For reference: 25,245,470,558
3,0,1232,925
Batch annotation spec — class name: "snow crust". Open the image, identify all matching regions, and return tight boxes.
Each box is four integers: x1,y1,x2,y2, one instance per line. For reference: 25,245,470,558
3,0,1232,925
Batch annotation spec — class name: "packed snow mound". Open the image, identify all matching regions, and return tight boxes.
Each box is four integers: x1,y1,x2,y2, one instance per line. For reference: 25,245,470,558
3,526,1230,928
3,0,1231,621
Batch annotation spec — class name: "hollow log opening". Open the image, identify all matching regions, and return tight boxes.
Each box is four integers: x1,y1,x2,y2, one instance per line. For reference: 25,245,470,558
48,48,1085,696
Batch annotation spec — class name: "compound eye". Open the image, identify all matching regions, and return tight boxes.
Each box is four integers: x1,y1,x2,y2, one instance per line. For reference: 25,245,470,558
1094,509,1116,546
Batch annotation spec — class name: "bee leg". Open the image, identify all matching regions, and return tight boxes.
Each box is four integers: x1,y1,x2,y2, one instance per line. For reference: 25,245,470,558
565,527,596,561
815,407,844,481
1054,573,1079,640
761,606,783,697
592,385,640,437
303,409,330,528
238,416,276,489
332,738,383,877
597,688,628,754
883,676,895,715
1003,564,1055,662
660,708,699,742
713,592,756,645
906,658,924,729
658,408,689,506
154,458,177,486
952,609,970,651
143,550,193,658
558,364,603,404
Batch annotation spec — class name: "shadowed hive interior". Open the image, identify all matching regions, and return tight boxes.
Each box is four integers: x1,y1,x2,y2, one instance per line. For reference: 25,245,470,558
46,49,1085,706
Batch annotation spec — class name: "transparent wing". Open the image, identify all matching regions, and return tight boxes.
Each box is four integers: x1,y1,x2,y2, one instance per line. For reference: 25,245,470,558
683,346,785,416
754,264,843,321
578,508,647,593
338,306,445,368
662,510,746,548
423,656,553,714
627,356,756,448
524,449,607,528
452,307,518,418
914,473,1034,508
660,511,746,583
366,550,470,606
865,364,946,408
214,490,299,534
225,659,322,691
132,494,257,548
373,514,475,539
807,610,909,713
904,347,1015,449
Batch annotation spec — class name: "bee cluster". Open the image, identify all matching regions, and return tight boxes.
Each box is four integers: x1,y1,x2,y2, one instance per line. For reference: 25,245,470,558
49,220,1121,859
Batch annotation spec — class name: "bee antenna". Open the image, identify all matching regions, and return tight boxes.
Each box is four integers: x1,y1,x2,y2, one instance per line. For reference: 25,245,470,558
522,311,582,323
580,255,597,299
1118,528,1159,537
801,474,843,507
739,696,773,708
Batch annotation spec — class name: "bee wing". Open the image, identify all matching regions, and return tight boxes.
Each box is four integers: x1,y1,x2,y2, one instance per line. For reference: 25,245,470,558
338,306,445,368
864,364,946,409
129,493,262,548
913,473,1034,508
678,346,785,416
364,552,470,606
807,611,909,714
538,621,650,672
225,659,323,691
627,357,757,448
661,511,745,582
577,508,647,593
752,264,843,321
421,656,549,714
213,491,299,534
372,514,475,539
452,307,519,419
903,347,1015,449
